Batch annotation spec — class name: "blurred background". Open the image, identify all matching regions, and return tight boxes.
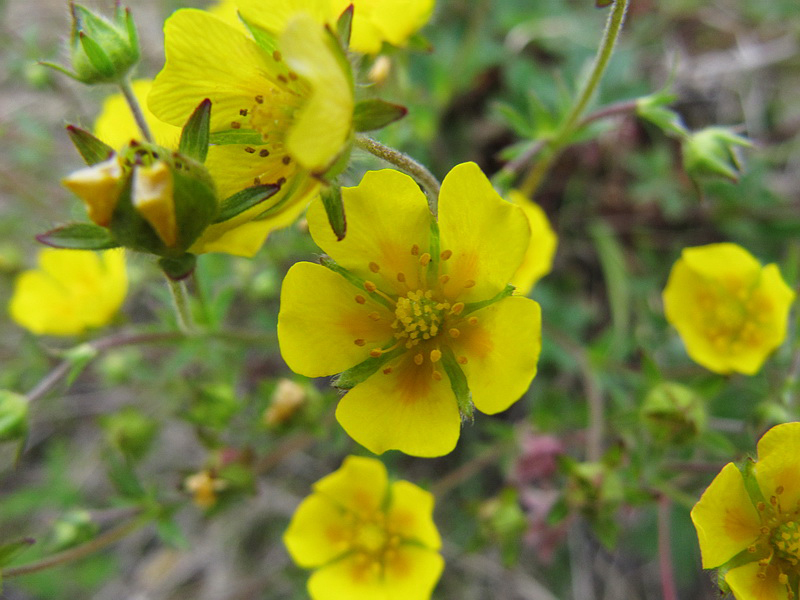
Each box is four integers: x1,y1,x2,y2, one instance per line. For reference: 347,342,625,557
1,0,799,598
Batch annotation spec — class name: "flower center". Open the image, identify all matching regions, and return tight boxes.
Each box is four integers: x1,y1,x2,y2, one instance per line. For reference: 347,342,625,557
392,289,448,348
772,520,800,565
696,276,771,354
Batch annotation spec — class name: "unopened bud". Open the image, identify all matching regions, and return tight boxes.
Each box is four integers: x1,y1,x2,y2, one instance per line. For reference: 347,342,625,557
132,161,177,247
62,156,123,227
264,379,306,426
641,382,706,444
682,127,752,182
184,470,227,509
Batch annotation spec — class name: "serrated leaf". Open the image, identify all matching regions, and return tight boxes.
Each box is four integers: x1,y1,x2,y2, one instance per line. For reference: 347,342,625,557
179,98,211,163
208,129,265,145
320,185,346,241
214,184,281,223
353,99,408,132
36,223,119,250
66,125,115,165
336,4,354,48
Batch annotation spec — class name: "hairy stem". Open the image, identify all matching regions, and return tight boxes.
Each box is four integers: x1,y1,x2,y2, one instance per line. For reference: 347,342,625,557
657,496,679,600
165,276,194,334
354,134,441,215
519,0,630,198
119,78,153,143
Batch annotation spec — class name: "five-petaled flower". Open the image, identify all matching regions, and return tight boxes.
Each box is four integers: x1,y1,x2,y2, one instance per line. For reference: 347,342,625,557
9,249,127,336
284,455,443,600
692,422,800,600
278,163,542,457
663,243,795,375
148,7,354,226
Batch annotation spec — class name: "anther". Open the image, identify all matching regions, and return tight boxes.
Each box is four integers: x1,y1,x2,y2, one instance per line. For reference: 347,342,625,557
278,75,289,84
259,149,270,157
397,273,406,282
368,312,381,321
780,573,789,585
748,545,757,553
277,177,286,186
369,262,380,273
282,156,291,165
411,244,420,256
457,356,468,364
355,295,366,304
778,486,785,495
414,353,424,366
464,280,476,288
272,50,282,61
255,95,264,104
383,367,393,375
365,281,378,293
451,303,465,315
354,339,366,346
449,328,460,338
761,526,770,535
419,253,431,266
430,349,442,363
440,249,452,261
253,177,261,185
468,317,478,325
370,349,382,358
239,108,248,116
245,147,256,153
758,502,766,511
432,370,443,381
771,496,779,506
289,71,298,80
439,275,450,285
231,121,241,129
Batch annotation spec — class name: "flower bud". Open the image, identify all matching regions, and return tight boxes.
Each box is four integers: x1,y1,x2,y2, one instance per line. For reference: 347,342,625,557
184,470,227,509
100,407,158,461
63,2,140,84
641,382,707,444
49,510,98,552
61,156,123,227
682,127,752,182
263,379,307,426
0,391,29,442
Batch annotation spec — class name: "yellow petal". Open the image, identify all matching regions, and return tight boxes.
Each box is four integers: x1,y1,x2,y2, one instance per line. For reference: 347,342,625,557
149,9,278,132
725,563,789,600
306,554,388,600
690,462,761,569
237,0,330,35
387,480,440,550
283,494,350,568
335,354,461,457
94,80,180,149
204,144,301,200
451,296,541,415
682,243,761,279
314,456,388,515
307,169,431,294
755,422,800,511
132,162,177,248
281,13,353,172
278,262,393,377
384,545,444,600
507,191,557,295
438,163,530,303
61,157,123,227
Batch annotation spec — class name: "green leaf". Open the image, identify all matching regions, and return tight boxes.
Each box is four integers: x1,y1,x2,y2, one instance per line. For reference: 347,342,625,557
66,125,115,165
589,221,630,353
78,32,116,78
336,4,354,49
320,185,346,241
208,129,265,145
156,516,189,550
62,344,99,387
179,98,211,163
37,223,119,250
0,391,29,443
546,496,569,525
214,184,281,223
440,346,473,419
334,347,406,390
0,538,35,568
106,453,146,500
353,99,408,132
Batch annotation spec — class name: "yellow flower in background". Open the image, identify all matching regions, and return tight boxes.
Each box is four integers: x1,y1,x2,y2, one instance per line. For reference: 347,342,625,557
691,422,800,600
508,191,557,295
92,80,306,257
278,163,542,457
9,249,127,336
284,455,443,600
663,243,794,375
209,0,434,55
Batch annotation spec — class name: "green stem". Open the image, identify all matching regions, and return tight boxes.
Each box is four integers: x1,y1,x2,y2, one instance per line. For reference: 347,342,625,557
519,0,630,198
119,78,153,143
3,516,148,579
657,496,679,600
354,134,441,215
164,276,194,333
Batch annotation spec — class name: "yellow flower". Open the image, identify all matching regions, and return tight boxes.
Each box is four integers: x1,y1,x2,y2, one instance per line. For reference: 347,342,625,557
278,163,542,457
9,249,127,336
93,80,305,257
209,0,434,55
663,243,795,375
507,191,557,295
691,422,800,600
284,455,443,600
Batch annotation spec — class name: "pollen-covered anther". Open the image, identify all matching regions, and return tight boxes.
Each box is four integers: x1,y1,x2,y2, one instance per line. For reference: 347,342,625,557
414,353,424,366
468,316,479,325
368,312,381,321
457,356,468,364
440,249,452,261
449,328,460,338
259,149,270,157
231,121,241,129
430,349,442,363
778,486,785,495
369,262,380,273
354,339,366,346
365,281,378,292
432,370,443,381
451,303,465,315
272,50,282,61
439,275,450,285
255,94,264,104
245,146,255,153
397,273,406,283
464,280,476,288
410,244,420,256
355,294,366,304
758,502,767,511
419,253,431,267
370,349,382,358
382,367,392,375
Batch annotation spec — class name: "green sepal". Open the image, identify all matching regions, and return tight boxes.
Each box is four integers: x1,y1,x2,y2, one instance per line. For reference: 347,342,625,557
636,91,688,138
323,22,354,88
215,184,281,223
440,346,473,420
0,391,28,443
208,129,265,145
36,223,119,250
38,60,82,82
334,347,406,390
405,32,433,53
179,98,211,164
353,99,408,132
66,125,115,165
463,284,514,316
426,219,440,290
336,4,354,49
78,31,116,78
237,11,279,54
171,165,218,251
320,184,346,241
0,538,35,568
682,127,752,183
109,175,165,254
740,458,767,510
319,255,395,310
159,254,197,280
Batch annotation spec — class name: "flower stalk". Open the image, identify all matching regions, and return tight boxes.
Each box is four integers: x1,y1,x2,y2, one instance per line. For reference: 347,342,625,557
118,77,153,143
164,275,194,333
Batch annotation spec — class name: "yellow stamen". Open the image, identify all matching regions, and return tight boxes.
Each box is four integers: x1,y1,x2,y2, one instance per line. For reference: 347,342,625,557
430,349,442,363
369,262,380,273
440,249,452,261
410,244,419,256
419,253,431,267
355,295,366,304
368,312,381,321
370,349,382,358
451,303,465,315
414,353,424,366
449,328,460,338
468,316,478,325
457,356,468,364
432,370,443,381
355,339,366,346
439,275,450,285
